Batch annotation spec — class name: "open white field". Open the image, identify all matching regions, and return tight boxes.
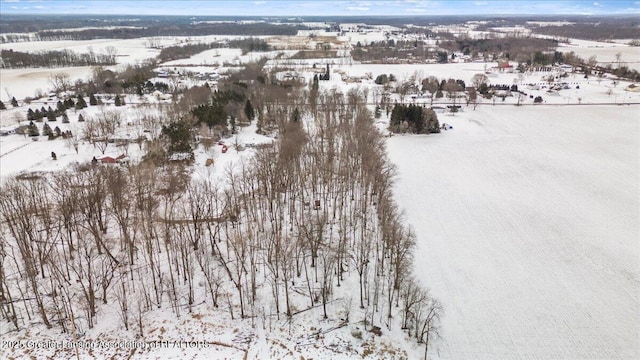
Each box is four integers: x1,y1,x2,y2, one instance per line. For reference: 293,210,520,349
388,105,639,359
0,35,269,65
0,66,97,102
160,48,296,67
557,39,640,71
0,38,160,65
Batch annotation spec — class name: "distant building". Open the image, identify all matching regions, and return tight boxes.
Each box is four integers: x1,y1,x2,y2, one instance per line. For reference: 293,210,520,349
98,154,126,164
0,127,17,136
497,60,513,71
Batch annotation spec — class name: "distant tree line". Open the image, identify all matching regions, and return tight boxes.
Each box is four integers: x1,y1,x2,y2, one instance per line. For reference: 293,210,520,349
352,40,432,63
559,51,640,82
158,38,270,62
532,23,640,40
439,37,558,63
28,23,303,42
158,43,226,63
0,48,117,68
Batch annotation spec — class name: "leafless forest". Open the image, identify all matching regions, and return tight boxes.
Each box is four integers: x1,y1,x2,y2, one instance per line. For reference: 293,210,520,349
0,83,441,355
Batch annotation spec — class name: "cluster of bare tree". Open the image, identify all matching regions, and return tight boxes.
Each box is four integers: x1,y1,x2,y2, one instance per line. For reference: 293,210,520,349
158,38,271,65
352,40,434,64
532,22,640,41
439,37,558,64
1,80,441,359
0,47,117,69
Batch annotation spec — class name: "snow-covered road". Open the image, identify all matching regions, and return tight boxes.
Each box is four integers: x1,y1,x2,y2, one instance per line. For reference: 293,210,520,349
388,105,639,359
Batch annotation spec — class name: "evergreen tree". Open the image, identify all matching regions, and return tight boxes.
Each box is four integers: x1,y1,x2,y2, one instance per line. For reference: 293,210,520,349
34,109,43,122
244,99,255,121
11,97,18,107
375,74,388,85
28,121,39,137
56,100,65,115
61,111,70,123
47,108,56,122
89,94,98,106
76,95,87,109
162,121,193,154
27,108,35,121
389,104,440,134
78,114,85,122
65,98,75,109
42,122,54,138
191,102,227,128
54,126,62,137
0,100,5,110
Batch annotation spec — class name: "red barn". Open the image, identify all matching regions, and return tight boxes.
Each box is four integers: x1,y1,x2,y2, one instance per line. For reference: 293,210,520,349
98,154,126,164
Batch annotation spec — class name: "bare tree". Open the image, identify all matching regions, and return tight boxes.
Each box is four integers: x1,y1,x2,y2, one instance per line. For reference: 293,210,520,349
417,297,443,360
471,73,488,89
49,72,71,94
104,46,118,64
421,76,439,106
468,87,478,109
66,124,82,154
85,110,121,154
0,179,53,328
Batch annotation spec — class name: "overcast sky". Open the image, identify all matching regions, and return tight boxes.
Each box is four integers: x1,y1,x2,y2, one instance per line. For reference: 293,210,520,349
1,0,639,16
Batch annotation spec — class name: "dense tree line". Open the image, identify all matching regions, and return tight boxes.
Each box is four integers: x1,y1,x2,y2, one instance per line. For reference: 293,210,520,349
532,23,640,40
0,48,117,68
158,38,270,63
599,63,640,82
79,63,157,95
31,23,303,42
352,40,432,63
439,37,558,63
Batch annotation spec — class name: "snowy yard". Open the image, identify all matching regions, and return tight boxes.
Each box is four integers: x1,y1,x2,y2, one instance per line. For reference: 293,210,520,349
387,105,639,359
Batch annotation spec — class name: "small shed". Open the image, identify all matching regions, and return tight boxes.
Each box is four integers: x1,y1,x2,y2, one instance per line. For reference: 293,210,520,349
98,154,126,164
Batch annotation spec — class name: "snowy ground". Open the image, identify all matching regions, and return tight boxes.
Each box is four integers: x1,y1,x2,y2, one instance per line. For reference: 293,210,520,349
0,35,266,102
387,105,639,359
557,39,640,71
0,38,160,65
0,66,98,103
160,48,296,68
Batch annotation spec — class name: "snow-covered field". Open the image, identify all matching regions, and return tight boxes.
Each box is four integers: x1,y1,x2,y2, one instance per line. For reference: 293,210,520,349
0,35,268,102
0,38,161,65
160,48,296,67
557,39,640,71
387,105,639,359
0,66,97,102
